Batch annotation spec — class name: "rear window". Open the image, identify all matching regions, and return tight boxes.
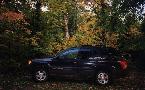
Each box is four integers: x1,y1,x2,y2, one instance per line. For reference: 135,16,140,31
105,48,121,56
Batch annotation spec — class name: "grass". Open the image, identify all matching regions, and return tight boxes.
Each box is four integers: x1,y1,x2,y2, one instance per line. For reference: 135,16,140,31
0,64,145,90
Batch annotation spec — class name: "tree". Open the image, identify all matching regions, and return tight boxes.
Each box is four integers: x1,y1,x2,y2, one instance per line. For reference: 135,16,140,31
141,16,145,33
0,0,35,64
45,0,78,39
92,0,145,49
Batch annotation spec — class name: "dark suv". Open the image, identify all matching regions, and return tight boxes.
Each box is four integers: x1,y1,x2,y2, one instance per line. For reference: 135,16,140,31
28,45,128,85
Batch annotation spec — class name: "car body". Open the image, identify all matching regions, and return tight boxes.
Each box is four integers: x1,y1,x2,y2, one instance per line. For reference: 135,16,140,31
28,45,128,85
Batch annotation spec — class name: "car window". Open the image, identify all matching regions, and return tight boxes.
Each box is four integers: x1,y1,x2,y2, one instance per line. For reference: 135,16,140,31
92,48,103,56
58,48,79,59
78,49,92,59
105,48,120,56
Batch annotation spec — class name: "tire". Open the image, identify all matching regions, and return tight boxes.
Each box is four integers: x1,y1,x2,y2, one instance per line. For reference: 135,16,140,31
33,69,48,82
96,71,111,85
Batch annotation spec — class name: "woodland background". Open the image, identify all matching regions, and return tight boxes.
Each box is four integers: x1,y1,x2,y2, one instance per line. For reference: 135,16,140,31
1,0,145,90
0,0,145,72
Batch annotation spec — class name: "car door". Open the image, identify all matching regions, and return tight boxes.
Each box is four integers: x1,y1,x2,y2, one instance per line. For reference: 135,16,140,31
77,48,96,79
49,48,79,77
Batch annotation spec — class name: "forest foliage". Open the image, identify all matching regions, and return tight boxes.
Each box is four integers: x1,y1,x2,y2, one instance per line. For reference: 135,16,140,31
0,0,145,65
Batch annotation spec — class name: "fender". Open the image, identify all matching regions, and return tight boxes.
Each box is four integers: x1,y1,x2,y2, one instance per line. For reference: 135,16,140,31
31,62,51,71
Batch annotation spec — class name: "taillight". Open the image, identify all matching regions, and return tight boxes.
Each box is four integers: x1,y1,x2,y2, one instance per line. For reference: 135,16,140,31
118,59,128,70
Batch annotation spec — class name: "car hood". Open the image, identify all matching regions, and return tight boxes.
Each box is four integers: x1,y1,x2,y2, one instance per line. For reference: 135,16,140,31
32,56,53,62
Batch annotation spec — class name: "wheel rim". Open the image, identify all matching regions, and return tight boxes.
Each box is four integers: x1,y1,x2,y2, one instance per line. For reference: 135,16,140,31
35,70,47,81
97,72,109,84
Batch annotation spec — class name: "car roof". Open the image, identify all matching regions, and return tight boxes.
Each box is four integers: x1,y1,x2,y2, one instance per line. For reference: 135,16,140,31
68,45,117,51
79,45,107,49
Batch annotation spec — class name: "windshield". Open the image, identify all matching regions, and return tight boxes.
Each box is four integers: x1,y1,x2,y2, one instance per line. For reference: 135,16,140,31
54,48,72,58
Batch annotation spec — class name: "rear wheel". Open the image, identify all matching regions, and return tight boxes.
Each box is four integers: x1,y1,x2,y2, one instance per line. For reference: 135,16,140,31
33,69,48,82
96,71,111,85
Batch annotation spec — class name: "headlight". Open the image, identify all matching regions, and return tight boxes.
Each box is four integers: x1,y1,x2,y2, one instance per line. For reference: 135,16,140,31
28,60,32,65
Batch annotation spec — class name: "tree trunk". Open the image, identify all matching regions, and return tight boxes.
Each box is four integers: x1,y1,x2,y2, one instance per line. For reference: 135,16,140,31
64,14,70,39
32,0,42,35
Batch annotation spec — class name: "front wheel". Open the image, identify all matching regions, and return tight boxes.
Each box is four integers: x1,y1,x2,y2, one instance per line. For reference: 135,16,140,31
96,71,111,85
33,69,48,82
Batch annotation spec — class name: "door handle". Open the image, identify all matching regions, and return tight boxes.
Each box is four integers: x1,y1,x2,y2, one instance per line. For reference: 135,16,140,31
57,67,63,70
